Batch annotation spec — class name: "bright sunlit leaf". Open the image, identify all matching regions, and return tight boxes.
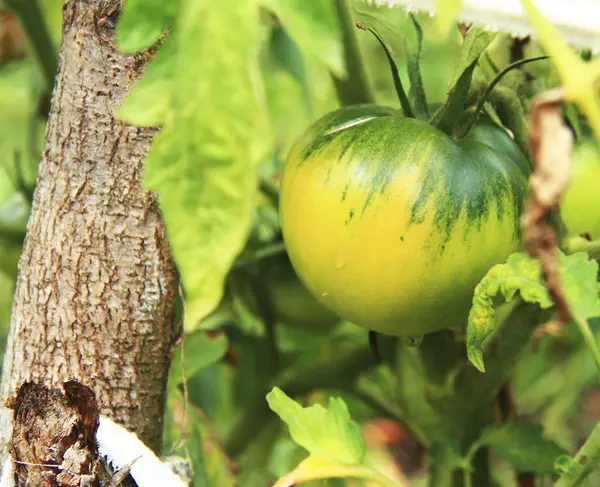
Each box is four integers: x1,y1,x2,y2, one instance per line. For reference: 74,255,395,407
266,387,365,465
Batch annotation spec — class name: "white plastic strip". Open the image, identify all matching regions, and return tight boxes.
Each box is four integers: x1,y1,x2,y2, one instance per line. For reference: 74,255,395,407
0,458,13,487
97,416,188,487
366,0,600,50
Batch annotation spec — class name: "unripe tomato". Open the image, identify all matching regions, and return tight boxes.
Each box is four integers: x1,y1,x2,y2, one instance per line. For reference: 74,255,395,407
279,105,529,336
560,142,600,239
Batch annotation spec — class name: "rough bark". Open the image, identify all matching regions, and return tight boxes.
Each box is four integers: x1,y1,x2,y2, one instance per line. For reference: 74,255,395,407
0,0,178,458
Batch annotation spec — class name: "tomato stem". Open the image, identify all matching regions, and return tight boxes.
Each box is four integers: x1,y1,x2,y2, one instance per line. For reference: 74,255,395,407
356,21,415,118
562,236,600,260
233,241,286,270
461,55,549,138
331,0,376,106
555,420,600,486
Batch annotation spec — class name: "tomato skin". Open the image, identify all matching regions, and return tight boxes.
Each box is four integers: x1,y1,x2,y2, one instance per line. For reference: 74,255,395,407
560,142,600,239
279,105,529,337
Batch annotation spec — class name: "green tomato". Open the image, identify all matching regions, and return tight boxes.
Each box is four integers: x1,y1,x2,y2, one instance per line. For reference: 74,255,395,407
279,105,530,337
560,142,600,239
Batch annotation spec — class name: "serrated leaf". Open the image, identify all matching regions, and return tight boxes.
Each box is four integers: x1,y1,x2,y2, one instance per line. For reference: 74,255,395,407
467,251,600,372
262,0,345,77
141,1,268,330
168,331,228,388
266,387,365,465
479,420,567,474
117,36,175,126
116,0,179,53
467,252,551,371
432,27,495,135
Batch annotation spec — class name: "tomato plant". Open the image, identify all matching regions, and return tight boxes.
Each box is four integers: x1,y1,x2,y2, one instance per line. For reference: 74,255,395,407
4,2,600,487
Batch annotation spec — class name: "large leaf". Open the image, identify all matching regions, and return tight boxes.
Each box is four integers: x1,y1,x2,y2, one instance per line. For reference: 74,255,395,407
266,387,365,466
116,0,180,53
117,36,176,127
467,251,600,372
477,420,567,474
126,0,269,330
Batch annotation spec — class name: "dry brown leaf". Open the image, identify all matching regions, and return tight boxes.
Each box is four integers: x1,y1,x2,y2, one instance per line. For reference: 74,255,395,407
522,88,574,326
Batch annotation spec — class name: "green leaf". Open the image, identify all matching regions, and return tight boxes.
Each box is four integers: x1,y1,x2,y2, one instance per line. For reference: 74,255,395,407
405,14,428,119
432,27,495,135
168,331,228,388
140,0,269,330
478,420,567,474
117,36,175,126
466,251,600,372
262,0,345,77
266,387,365,465
116,0,179,53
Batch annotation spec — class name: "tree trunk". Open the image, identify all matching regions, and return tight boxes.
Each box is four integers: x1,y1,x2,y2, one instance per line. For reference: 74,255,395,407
0,0,177,457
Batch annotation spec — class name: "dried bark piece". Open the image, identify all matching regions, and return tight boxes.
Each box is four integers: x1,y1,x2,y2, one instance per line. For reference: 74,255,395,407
6,381,100,487
522,88,574,325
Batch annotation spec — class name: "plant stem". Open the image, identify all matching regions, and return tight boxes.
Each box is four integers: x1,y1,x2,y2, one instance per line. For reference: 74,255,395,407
223,345,379,457
5,0,57,95
572,314,600,373
458,303,544,426
487,86,531,159
330,0,375,106
562,236,600,260
555,421,600,487
427,445,462,487
357,22,414,117
349,379,428,446
233,241,287,270
260,177,280,206
462,55,549,137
